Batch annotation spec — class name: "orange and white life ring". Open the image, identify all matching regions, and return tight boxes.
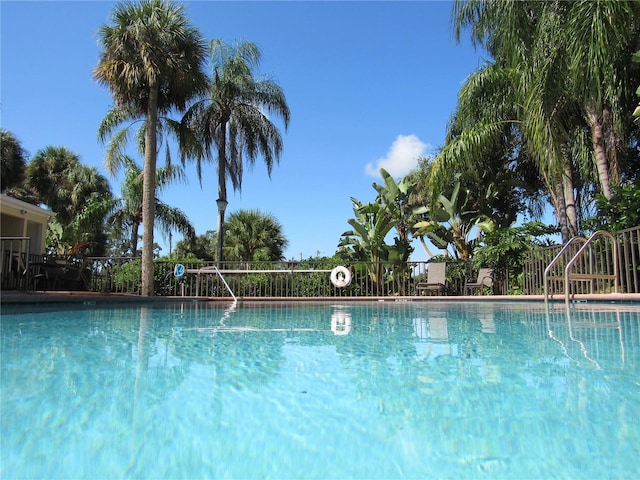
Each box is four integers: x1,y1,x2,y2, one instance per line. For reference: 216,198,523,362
330,266,352,288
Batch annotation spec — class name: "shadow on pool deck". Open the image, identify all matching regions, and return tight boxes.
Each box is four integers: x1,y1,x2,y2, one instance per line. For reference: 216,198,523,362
1,290,639,305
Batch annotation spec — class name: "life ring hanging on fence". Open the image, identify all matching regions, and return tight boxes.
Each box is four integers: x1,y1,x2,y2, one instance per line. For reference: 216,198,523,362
174,263,186,280
330,266,352,288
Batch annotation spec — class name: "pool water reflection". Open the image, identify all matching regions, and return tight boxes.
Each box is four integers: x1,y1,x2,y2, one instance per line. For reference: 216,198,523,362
1,301,639,479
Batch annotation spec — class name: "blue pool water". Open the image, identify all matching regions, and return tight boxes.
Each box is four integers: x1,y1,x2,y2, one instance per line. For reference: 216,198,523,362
1,300,639,479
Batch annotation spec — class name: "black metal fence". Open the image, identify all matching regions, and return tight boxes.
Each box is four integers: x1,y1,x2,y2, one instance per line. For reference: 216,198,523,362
4,225,639,297
1,237,31,290
82,258,472,298
0,238,91,292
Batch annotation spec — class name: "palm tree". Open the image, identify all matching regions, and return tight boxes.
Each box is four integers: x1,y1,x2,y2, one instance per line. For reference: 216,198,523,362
430,62,562,228
104,156,195,256
1,130,27,192
449,0,640,236
564,0,640,200
183,39,290,266
94,0,207,296
97,105,200,256
26,146,112,225
24,146,113,254
443,2,575,240
172,230,216,261
405,157,439,258
224,209,288,262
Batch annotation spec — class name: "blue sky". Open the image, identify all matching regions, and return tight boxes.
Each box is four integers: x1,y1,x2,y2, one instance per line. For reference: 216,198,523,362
1,0,487,261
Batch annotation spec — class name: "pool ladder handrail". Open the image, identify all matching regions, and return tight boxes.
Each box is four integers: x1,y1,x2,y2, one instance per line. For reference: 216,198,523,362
212,266,237,302
190,266,337,299
544,231,619,305
193,266,237,301
544,236,586,304
564,230,618,306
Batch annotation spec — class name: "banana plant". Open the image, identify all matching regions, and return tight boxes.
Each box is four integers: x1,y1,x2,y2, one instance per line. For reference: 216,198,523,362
339,198,394,294
413,175,494,260
373,168,413,246
372,168,417,294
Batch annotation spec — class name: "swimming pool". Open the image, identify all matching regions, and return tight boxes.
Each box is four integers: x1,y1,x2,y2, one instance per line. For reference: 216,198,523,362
1,300,639,479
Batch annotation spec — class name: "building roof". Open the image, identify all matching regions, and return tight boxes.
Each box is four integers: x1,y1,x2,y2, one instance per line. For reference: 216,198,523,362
0,193,53,219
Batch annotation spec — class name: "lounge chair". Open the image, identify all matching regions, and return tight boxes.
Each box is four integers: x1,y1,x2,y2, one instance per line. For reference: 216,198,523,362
415,262,447,296
465,268,493,295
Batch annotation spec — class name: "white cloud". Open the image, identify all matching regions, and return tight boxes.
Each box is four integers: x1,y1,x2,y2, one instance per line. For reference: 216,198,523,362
365,134,428,178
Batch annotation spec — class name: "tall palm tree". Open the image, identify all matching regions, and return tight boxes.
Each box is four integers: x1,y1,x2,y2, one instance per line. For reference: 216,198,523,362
450,0,640,236
183,39,290,265
425,62,556,229
224,209,288,262
104,156,196,256
562,0,640,200
445,3,560,240
1,129,27,192
94,0,207,296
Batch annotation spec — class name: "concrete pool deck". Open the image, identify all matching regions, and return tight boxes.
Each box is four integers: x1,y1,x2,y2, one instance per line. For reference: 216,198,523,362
1,290,639,305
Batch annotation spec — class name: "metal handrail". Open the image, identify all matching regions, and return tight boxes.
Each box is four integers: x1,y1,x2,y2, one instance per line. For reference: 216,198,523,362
187,265,334,299
564,230,618,306
210,266,237,302
543,236,586,303
186,265,335,299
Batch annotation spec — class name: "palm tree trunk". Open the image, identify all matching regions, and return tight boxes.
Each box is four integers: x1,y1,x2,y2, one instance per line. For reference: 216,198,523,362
141,85,158,296
586,108,613,200
554,179,571,243
216,128,228,267
562,157,579,237
131,220,140,256
602,105,620,186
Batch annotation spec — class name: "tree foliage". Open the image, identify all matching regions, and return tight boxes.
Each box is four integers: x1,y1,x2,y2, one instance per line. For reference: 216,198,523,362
172,230,216,261
94,0,207,295
446,0,640,241
224,209,288,262
100,156,196,256
25,146,113,255
584,178,640,232
1,129,28,192
182,39,290,264
472,221,559,294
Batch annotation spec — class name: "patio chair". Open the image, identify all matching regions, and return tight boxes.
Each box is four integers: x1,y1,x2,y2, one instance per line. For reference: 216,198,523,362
415,262,447,295
36,256,90,290
465,268,493,295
